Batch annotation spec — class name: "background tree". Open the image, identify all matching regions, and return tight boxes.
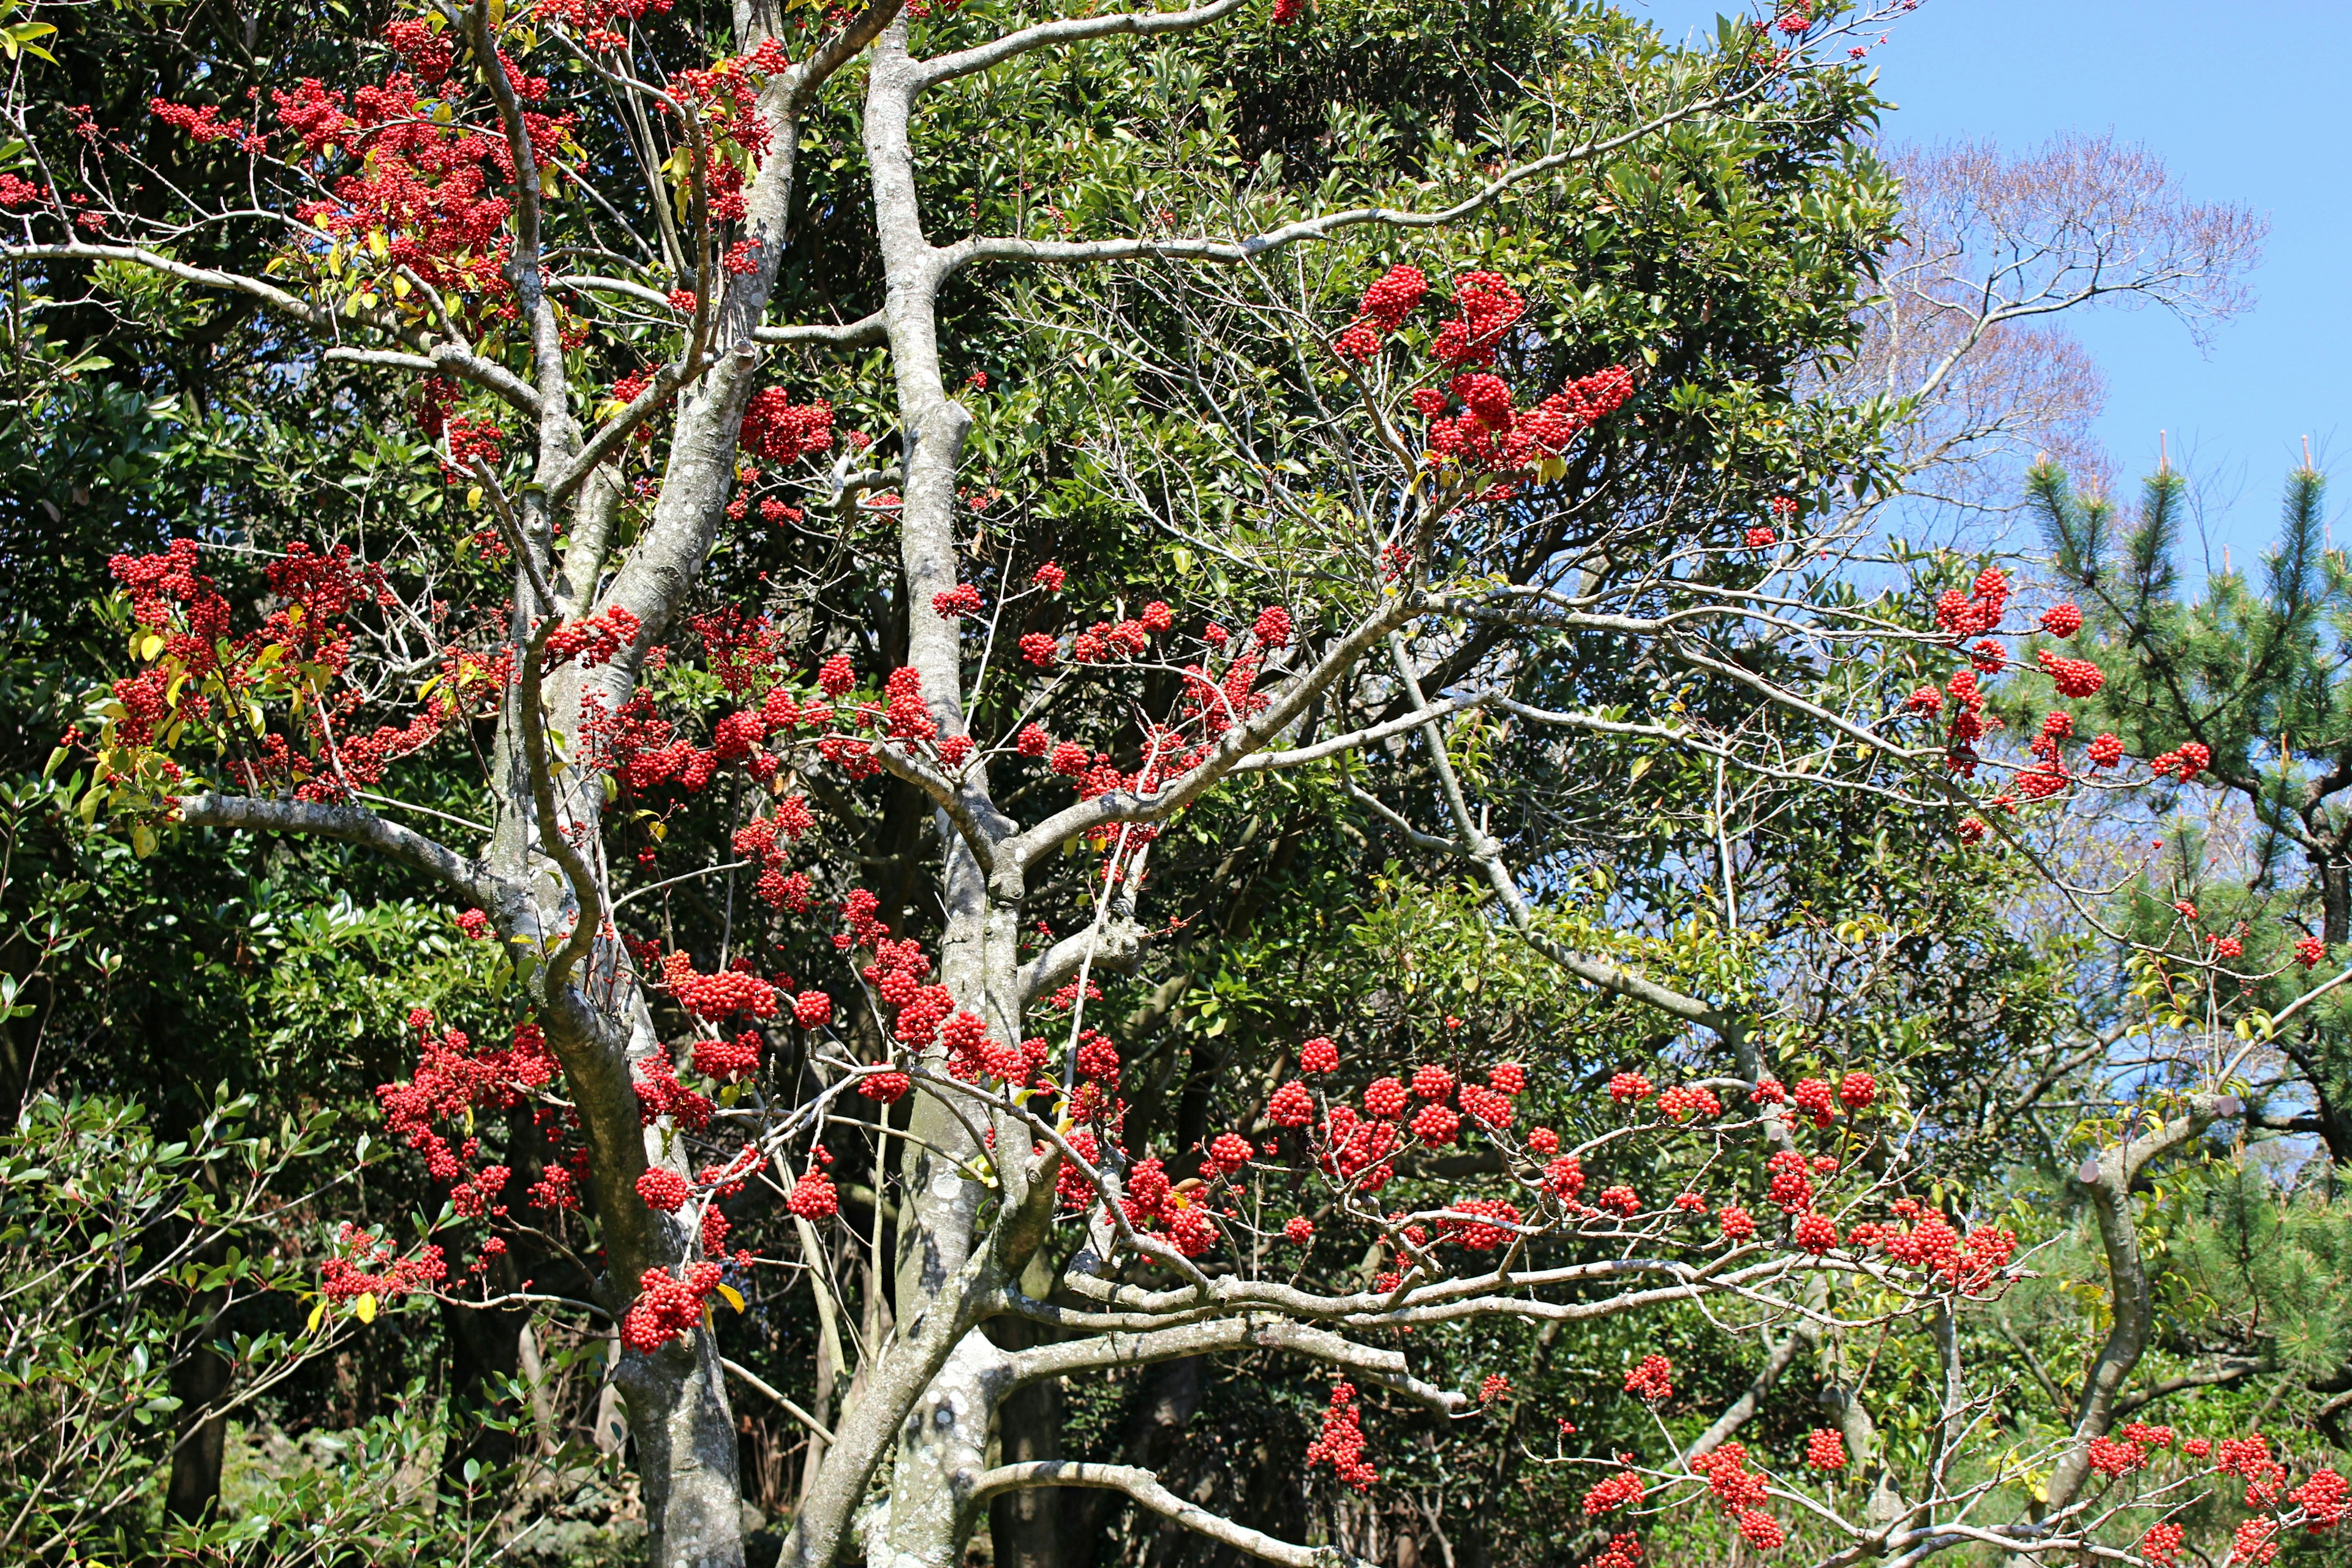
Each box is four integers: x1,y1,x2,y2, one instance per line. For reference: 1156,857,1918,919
2026,458,2352,1166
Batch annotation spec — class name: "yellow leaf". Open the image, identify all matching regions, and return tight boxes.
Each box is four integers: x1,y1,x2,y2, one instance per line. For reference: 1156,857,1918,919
717,1283,745,1313
130,823,157,859
367,228,389,260
306,1299,327,1335
355,1292,378,1324
136,631,165,662
487,0,506,27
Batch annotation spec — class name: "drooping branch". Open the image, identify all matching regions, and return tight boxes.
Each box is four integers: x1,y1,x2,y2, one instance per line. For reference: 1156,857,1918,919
969,1462,1376,1568
1004,1314,1466,1415
913,0,1250,89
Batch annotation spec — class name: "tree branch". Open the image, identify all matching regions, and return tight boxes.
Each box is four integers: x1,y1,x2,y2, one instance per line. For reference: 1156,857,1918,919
969,1462,1374,1568
176,793,505,908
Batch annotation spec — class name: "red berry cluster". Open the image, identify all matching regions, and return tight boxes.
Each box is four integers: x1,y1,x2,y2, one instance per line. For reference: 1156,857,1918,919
660,949,780,1022
543,605,643,668
1583,1469,1646,1516
1305,1382,1377,1491
737,388,834,461
634,1045,714,1131
690,1031,762,1082
2037,647,2106,699
1933,567,2010,637
932,583,984,618
1689,1444,1780,1552
620,1262,723,1352
786,1169,839,1219
322,1223,448,1304
1117,1158,1217,1257
1623,1352,1674,1401
636,1167,691,1212
2149,740,2211,782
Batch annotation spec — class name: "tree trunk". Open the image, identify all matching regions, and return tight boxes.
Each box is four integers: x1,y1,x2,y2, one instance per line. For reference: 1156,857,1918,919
165,1228,232,1525
987,1253,1063,1568
860,1330,1009,1568
164,1339,230,1524
616,1323,751,1568
1061,1357,1202,1568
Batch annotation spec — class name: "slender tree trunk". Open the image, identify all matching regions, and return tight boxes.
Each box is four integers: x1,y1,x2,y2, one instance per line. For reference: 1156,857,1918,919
1061,1357,1203,1568
164,1339,230,1524
438,1294,526,1505
164,1226,232,1525
988,1253,1063,1568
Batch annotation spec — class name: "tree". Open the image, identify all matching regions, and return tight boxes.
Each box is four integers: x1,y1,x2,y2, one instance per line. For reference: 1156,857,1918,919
2027,458,2352,1164
1833,135,2261,526
6,1,2332,1566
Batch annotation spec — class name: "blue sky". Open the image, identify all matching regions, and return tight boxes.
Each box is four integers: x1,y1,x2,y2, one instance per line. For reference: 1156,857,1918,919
1640,0,2352,564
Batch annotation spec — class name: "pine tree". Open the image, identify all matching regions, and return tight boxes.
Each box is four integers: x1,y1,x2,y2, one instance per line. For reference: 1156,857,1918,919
2030,458,2352,1158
